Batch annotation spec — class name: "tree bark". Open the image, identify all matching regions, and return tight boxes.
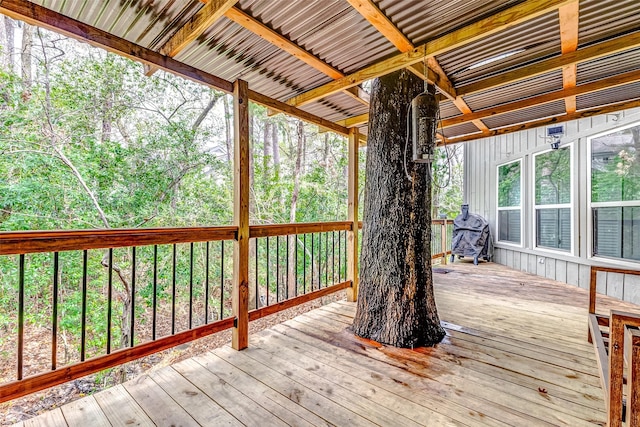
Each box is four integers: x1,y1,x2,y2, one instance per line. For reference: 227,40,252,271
287,120,304,297
272,122,280,177
352,69,445,348
20,23,33,88
4,16,14,74
223,94,232,164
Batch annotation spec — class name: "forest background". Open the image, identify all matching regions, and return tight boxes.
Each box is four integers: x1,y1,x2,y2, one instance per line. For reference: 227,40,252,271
0,16,463,419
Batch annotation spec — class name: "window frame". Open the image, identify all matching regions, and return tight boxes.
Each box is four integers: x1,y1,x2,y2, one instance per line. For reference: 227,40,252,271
587,121,640,264
496,158,523,247
532,144,574,255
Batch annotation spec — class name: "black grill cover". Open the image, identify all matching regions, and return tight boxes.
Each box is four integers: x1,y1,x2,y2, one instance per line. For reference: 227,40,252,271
450,212,493,264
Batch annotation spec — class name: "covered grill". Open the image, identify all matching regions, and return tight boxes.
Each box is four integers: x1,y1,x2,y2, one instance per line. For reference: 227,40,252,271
450,205,493,265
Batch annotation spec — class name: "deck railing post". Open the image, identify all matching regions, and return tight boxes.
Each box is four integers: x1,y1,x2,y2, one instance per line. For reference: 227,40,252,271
347,128,359,302
232,79,250,350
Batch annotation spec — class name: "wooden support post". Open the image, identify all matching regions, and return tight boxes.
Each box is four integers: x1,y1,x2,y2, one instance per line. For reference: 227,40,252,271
608,311,640,427
588,266,597,343
627,328,640,427
232,79,250,350
347,128,359,302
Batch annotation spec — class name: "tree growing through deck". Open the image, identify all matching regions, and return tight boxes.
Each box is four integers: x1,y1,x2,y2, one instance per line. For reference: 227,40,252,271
352,69,446,348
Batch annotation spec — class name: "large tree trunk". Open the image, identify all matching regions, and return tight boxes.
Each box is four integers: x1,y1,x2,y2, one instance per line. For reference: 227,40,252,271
352,69,445,348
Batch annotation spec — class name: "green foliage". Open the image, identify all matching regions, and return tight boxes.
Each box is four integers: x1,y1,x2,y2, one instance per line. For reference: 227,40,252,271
535,147,571,205
498,160,521,208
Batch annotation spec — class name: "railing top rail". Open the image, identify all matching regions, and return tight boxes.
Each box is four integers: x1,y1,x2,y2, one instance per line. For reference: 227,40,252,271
249,221,352,238
591,265,640,277
0,226,239,255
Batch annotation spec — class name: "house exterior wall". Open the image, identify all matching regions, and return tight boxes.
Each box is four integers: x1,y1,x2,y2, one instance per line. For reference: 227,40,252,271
464,107,640,304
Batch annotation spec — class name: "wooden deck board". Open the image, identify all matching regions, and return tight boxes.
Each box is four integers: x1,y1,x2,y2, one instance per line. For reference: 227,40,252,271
18,262,621,426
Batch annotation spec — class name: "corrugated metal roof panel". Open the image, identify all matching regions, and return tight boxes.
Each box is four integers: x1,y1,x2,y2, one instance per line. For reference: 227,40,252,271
439,100,461,120
177,17,332,101
579,0,640,47
482,100,566,129
237,0,397,74
576,82,640,110
442,122,482,138
375,0,523,47
35,0,199,50
577,47,640,84
301,92,369,123
436,11,561,86
462,71,564,111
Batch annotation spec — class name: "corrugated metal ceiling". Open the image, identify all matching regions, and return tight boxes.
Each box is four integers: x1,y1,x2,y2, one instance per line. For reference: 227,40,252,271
463,71,564,111
374,0,523,47
18,0,640,143
576,82,640,110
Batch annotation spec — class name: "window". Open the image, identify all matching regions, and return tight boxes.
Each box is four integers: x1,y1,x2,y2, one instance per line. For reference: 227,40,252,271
497,160,521,244
534,146,571,251
590,122,640,261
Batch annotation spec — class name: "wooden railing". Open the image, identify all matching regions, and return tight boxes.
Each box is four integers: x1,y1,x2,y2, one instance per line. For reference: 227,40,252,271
0,218,449,403
588,266,640,426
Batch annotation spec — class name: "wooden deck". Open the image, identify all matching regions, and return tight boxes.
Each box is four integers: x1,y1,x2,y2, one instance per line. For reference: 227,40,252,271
17,261,635,427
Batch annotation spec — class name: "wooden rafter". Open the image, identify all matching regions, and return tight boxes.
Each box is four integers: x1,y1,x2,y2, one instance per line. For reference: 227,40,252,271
345,0,412,52
223,6,369,106
441,69,640,128
145,0,237,76
285,0,574,107
458,30,640,97
337,113,370,128
559,1,580,113
0,0,350,137
160,0,238,58
447,98,640,143
345,0,491,133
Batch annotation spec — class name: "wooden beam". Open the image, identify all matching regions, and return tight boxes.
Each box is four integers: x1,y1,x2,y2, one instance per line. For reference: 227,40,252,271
337,113,369,128
224,7,343,80
0,0,234,93
160,0,238,57
347,128,359,302
286,0,573,107
223,7,369,106
345,0,413,52
232,79,250,351
446,98,640,143
248,90,349,136
452,98,490,133
559,1,579,113
441,69,640,128
458,30,640,97
344,86,371,106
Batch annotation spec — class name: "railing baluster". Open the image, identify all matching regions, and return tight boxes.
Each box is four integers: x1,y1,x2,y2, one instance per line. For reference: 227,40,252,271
338,231,341,282
303,234,307,295
332,231,335,285
189,242,194,329
18,254,24,380
81,250,88,361
205,242,209,324
255,239,259,309
153,245,157,340
276,235,280,303
172,244,176,335
52,252,58,371
107,248,113,354
311,233,315,291
131,247,136,347
286,235,290,300
325,232,329,287
295,234,298,297
318,231,322,289
220,240,224,319
266,237,270,307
